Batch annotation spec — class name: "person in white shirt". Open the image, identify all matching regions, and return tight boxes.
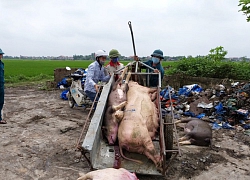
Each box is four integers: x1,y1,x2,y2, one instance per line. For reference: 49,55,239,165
84,50,111,103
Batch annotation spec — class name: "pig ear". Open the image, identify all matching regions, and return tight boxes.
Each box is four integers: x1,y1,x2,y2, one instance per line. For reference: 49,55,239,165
175,120,182,124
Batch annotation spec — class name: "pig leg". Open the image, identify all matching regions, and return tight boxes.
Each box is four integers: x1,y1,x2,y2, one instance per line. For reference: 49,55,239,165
77,172,92,180
111,67,128,91
125,71,131,83
175,119,193,124
175,118,200,124
143,139,162,168
175,120,182,124
112,101,127,112
179,138,211,146
122,71,131,93
120,66,128,80
110,101,127,125
179,129,194,142
111,101,127,124
112,76,123,91
148,88,157,94
179,136,206,146
179,140,192,145
114,111,124,123
104,101,127,125
178,134,193,146
178,135,190,142
175,120,195,134
150,91,157,101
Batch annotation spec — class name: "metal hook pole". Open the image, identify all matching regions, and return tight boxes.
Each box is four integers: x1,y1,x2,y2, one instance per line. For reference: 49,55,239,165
128,21,137,57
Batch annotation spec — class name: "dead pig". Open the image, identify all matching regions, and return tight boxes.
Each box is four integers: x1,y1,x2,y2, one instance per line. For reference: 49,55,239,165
103,101,127,145
129,81,159,139
77,168,138,180
176,118,212,146
103,68,131,145
118,79,161,169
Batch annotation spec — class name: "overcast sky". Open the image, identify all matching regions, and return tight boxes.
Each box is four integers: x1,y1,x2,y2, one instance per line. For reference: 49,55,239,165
0,0,249,58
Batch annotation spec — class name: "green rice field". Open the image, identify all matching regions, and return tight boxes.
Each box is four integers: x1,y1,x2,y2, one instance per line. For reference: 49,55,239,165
3,59,175,84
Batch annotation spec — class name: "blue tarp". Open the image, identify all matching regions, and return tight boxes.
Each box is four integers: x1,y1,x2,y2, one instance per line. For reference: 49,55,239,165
60,89,69,100
178,84,203,97
160,86,178,100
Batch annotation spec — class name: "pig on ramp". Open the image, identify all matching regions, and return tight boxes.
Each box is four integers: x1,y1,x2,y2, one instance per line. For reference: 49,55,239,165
176,118,212,146
103,67,131,145
118,78,162,170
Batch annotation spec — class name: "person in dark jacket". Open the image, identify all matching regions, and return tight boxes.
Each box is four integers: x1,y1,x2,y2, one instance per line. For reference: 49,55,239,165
0,48,6,124
137,49,165,87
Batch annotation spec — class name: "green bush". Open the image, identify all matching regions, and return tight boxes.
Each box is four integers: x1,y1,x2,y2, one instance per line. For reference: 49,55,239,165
170,56,250,80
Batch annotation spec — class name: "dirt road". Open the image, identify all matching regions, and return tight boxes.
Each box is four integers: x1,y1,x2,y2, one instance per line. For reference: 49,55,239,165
0,86,249,180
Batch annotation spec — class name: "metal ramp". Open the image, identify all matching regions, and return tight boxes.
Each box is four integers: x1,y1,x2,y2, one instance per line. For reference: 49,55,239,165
75,83,105,151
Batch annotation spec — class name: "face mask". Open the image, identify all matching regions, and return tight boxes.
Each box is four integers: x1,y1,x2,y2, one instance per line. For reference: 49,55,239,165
152,57,160,64
99,60,105,65
111,57,119,63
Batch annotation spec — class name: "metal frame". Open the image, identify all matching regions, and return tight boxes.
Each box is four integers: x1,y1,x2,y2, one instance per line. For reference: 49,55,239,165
161,86,182,175
114,61,161,87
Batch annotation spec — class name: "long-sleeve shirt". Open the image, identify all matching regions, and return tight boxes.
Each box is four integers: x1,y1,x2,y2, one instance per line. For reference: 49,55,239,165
84,61,110,93
105,61,124,81
0,60,4,105
0,60,4,84
105,61,124,75
143,59,164,87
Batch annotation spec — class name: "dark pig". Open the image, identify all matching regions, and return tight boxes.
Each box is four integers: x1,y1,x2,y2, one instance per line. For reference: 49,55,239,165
176,118,212,146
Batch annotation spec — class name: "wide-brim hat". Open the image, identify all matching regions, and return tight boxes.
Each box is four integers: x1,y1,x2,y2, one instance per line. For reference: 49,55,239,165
0,49,4,55
151,49,164,59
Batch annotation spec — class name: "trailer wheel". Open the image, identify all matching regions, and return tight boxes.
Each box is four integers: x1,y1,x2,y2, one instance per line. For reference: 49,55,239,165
68,92,75,108
164,114,173,159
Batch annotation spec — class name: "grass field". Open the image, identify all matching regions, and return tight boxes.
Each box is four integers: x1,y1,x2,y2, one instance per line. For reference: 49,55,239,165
3,59,176,84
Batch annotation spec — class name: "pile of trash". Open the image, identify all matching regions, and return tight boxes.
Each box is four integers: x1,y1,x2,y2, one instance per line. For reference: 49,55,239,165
160,82,250,132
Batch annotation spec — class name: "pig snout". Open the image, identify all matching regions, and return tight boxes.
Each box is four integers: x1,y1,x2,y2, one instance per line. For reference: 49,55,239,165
105,125,118,145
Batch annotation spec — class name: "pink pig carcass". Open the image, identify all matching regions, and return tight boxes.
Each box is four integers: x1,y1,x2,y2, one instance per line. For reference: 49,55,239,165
118,80,162,169
103,68,131,145
77,168,138,180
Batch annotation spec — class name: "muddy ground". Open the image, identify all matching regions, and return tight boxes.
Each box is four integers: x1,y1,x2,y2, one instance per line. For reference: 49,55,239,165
0,85,249,180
